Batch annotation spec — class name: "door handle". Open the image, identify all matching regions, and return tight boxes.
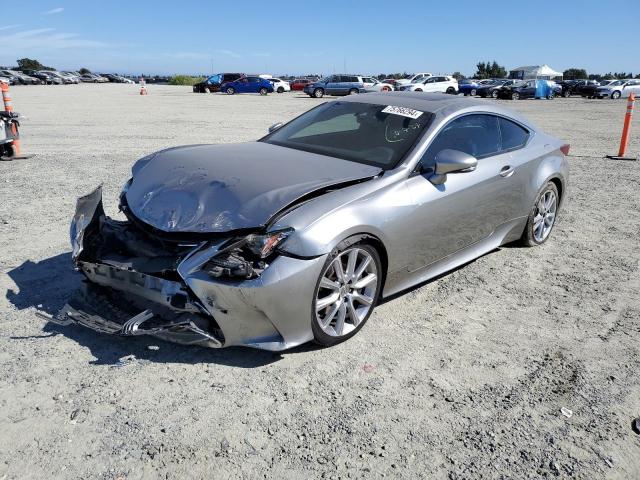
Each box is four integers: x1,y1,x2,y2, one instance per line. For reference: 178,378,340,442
499,165,514,177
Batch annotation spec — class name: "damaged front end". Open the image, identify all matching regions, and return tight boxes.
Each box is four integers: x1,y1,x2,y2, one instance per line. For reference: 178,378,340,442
59,185,327,351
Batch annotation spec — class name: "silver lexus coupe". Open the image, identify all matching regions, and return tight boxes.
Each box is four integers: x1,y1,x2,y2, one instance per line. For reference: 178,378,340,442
61,93,569,351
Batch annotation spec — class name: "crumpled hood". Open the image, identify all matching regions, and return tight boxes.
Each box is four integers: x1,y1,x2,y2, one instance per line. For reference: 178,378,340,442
125,142,380,233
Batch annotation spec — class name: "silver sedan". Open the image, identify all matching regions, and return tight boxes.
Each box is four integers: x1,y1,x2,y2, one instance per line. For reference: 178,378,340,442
62,93,569,350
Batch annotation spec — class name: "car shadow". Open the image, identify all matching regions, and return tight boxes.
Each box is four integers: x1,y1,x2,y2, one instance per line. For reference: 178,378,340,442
5,253,323,368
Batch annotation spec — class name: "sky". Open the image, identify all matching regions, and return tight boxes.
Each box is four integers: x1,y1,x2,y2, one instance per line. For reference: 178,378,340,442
1,1,638,77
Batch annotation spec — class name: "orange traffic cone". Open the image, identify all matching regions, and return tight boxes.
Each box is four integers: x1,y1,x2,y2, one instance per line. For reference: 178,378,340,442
139,77,147,95
1,80,34,160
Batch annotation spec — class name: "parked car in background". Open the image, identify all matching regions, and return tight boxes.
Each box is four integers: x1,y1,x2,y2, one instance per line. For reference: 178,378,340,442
459,79,495,96
594,79,640,99
0,76,13,85
268,78,291,93
497,79,558,100
398,76,458,94
42,71,75,84
303,75,365,98
79,73,109,83
192,73,244,93
37,71,63,84
104,73,131,83
59,72,80,83
382,79,399,88
291,79,312,91
395,73,433,87
0,70,41,85
221,76,274,95
558,79,598,97
578,79,614,98
476,79,511,98
362,77,394,92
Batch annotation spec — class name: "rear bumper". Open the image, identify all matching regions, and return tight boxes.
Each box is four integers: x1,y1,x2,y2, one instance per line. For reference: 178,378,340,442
62,186,327,351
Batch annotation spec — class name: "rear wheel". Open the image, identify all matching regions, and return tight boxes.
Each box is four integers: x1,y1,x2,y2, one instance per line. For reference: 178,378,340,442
520,182,559,247
259,87,268,95
511,92,520,100
277,86,284,93
348,88,359,95
204,86,211,93
381,86,391,92
470,88,477,96
313,88,324,98
226,87,235,95
446,87,456,94
611,91,621,99
415,88,423,92
312,242,382,347
491,89,499,99
563,90,570,98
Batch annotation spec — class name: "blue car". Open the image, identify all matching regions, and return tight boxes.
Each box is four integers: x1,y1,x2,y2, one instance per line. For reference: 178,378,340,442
221,76,274,95
303,74,365,98
459,79,496,96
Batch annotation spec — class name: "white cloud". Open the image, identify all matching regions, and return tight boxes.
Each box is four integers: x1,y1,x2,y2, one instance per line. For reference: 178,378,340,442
43,7,64,15
0,28,109,50
253,52,271,58
218,49,241,59
0,25,21,31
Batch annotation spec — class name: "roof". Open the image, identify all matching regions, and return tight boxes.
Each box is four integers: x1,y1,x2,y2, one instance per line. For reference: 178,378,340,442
510,64,562,76
339,91,491,114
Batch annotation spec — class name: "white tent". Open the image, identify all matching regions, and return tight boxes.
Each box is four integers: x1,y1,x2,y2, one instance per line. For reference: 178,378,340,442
509,65,563,80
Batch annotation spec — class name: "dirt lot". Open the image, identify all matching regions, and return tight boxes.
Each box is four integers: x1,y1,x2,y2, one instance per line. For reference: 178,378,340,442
1,84,639,480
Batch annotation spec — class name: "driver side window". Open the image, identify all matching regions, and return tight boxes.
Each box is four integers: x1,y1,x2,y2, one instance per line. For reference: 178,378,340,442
420,114,501,171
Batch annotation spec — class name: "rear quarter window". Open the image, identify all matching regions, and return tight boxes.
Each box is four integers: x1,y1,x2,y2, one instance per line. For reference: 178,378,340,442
499,117,530,151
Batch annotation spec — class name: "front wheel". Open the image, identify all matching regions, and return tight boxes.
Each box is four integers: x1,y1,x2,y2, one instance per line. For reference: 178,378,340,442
225,87,235,95
348,88,359,95
470,88,477,96
491,90,499,99
446,87,456,95
313,88,324,98
259,87,268,95
511,92,520,100
611,91,621,99
520,182,559,247
312,243,382,347
277,87,284,93
563,90,570,98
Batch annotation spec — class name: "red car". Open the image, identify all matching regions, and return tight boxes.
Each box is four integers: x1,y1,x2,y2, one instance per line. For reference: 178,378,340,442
291,79,312,91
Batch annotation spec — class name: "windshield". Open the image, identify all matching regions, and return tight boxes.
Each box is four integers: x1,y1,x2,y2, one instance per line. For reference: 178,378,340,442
607,80,624,86
261,101,433,169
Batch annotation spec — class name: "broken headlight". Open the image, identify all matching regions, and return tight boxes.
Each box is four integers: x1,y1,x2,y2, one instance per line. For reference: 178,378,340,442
244,229,294,259
204,229,293,279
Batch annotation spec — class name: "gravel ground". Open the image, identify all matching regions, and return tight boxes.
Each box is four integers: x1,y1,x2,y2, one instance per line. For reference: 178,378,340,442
1,84,639,479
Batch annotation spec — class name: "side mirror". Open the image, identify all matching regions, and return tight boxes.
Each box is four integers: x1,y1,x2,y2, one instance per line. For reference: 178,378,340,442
429,149,478,185
268,122,284,133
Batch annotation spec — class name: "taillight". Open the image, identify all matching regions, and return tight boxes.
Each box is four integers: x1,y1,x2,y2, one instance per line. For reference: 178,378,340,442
560,144,570,156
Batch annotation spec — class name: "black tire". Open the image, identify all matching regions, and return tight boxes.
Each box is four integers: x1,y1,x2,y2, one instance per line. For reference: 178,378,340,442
259,87,268,96
348,88,359,95
611,91,621,99
1,142,16,160
313,88,324,98
563,90,570,98
520,182,560,247
491,90,499,99
446,87,456,95
226,87,235,95
470,88,477,96
511,92,520,100
204,86,211,93
463,92,468,96
277,87,284,93
415,88,423,92
311,241,382,347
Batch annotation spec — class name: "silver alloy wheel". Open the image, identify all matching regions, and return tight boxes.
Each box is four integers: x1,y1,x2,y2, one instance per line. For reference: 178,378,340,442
533,190,557,242
315,247,378,337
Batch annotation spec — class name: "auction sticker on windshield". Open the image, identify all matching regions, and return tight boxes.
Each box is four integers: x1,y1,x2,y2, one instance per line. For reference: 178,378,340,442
381,106,423,119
